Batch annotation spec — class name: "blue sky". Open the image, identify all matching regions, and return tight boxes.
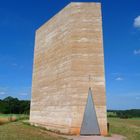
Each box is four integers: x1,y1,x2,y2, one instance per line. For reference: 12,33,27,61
0,0,140,109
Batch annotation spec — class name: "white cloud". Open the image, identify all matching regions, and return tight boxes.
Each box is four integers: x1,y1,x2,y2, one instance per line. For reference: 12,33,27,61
0,92,6,95
19,93,28,96
134,49,140,55
0,87,8,90
136,96,140,100
134,16,140,28
115,77,124,81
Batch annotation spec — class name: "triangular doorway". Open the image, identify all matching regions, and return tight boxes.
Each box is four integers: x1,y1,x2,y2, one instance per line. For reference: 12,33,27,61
80,88,100,135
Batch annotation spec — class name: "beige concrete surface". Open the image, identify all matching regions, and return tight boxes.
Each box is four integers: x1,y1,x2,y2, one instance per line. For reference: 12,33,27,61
30,2,107,135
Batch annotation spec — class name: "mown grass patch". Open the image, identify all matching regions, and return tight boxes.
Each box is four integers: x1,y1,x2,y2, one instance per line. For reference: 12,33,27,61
0,121,67,140
108,118,140,140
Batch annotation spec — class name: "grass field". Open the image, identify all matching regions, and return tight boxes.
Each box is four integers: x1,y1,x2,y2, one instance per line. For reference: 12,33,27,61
0,114,29,119
108,118,140,140
0,114,28,125
0,121,66,140
0,114,140,140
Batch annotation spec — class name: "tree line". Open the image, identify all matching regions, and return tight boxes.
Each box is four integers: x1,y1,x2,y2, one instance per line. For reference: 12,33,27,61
108,109,140,118
0,96,140,118
0,96,30,114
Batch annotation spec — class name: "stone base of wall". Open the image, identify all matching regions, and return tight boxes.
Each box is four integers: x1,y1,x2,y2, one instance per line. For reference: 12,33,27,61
30,121,108,136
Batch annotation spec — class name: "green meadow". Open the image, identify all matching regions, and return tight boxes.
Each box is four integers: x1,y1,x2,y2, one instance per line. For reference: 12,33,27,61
0,114,140,140
0,121,66,140
108,117,140,140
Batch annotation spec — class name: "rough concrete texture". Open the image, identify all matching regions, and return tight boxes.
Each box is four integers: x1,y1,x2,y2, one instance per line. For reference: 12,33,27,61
30,2,107,136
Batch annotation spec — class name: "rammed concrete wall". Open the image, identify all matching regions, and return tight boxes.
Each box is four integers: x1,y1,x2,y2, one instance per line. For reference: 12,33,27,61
30,2,107,135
